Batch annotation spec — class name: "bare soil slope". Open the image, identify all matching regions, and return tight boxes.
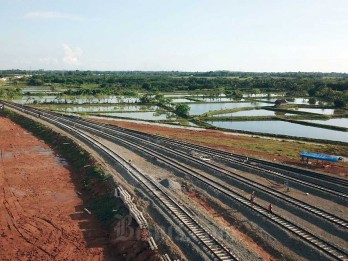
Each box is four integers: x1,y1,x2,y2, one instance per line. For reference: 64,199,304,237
0,116,110,260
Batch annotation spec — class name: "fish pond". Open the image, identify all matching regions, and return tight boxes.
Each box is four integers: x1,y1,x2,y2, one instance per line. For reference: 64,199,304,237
301,118,348,129
208,120,348,143
52,104,158,113
189,102,272,115
13,95,139,104
294,108,337,115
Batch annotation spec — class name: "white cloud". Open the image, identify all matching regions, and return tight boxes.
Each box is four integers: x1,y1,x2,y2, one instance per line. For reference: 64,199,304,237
23,11,82,21
62,44,83,65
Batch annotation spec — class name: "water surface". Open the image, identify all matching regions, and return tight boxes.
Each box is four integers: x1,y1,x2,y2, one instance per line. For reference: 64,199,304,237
197,97,235,102
295,108,336,115
189,102,272,115
171,98,194,103
301,118,348,128
14,95,140,104
54,105,158,113
208,120,348,143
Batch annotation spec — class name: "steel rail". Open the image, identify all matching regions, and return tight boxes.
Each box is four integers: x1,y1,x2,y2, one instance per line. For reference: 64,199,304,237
3,102,348,260
4,102,348,228
77,117,348,230
79,117,348,188
6,103,238,261
55,113,348,200
124,128,348,188
86,119,348,197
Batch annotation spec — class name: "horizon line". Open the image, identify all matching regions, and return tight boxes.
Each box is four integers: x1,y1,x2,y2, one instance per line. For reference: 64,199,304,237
1,69,348,74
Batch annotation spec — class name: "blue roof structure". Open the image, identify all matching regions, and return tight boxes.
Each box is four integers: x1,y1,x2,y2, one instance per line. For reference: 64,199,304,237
300,151,341,162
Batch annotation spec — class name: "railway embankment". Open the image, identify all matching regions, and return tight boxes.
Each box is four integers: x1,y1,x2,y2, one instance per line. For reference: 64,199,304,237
0,109,160,260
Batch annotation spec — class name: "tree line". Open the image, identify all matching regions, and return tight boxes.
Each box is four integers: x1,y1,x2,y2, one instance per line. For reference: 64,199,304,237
1,70,347,107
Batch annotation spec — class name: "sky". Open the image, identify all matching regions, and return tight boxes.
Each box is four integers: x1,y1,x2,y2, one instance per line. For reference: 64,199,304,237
0,0,348,72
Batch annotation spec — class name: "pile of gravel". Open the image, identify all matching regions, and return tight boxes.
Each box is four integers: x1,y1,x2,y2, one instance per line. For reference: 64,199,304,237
160,179,181,190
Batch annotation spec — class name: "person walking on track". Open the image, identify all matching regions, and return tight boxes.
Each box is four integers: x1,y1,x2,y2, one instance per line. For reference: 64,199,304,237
268,203,273,214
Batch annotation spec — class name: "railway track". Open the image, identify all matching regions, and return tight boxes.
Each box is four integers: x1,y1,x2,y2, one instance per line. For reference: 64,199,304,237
122,128,348,188
52,113,348,202
112,126,348,189
80,119,348,197
3,102,348,260
72,122,348,261
76,117,348,189
4,102,348,203
36,109,239,261
74,117,348,231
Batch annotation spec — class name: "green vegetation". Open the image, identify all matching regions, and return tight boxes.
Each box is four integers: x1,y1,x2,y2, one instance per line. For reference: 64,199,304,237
1,70,347,138
1,70,347,108
201,107,256,117
0,87,22,99
174,103,190,117
334,98,347,108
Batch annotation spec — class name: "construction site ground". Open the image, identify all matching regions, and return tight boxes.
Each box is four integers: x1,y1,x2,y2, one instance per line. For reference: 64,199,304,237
0,116,111,260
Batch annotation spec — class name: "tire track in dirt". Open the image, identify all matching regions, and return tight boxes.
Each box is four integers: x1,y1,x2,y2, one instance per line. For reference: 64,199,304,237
0,117,107,260
3,186,54,258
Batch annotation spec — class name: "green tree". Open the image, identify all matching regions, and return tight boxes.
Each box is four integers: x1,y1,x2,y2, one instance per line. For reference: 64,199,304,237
308,97,317,105
232,89,243,99
28,76,44,86
139,94,154,104
333,98,347,108
174,103,190,117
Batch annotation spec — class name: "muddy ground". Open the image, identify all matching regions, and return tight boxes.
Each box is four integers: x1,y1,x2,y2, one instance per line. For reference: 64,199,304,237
0,116,111,260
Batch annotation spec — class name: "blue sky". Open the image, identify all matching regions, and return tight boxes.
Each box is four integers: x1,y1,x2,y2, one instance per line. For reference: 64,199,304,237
1,0,347,72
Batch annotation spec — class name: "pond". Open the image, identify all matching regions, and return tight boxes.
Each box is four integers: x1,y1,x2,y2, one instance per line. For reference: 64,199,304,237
97,111,175,120
163,93,190,97
188,102,272,115
196,97,235,102
242,93,285,98
14,96,58,104
301,118,348,129
22,87,64,94
171,98,194,103
294,108,336,115
53,105,158,113
257,98,327,105
13,95,140,104
208,120,348,143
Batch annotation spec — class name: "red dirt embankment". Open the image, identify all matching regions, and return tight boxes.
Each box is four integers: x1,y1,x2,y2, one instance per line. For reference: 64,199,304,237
0,116,110,260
